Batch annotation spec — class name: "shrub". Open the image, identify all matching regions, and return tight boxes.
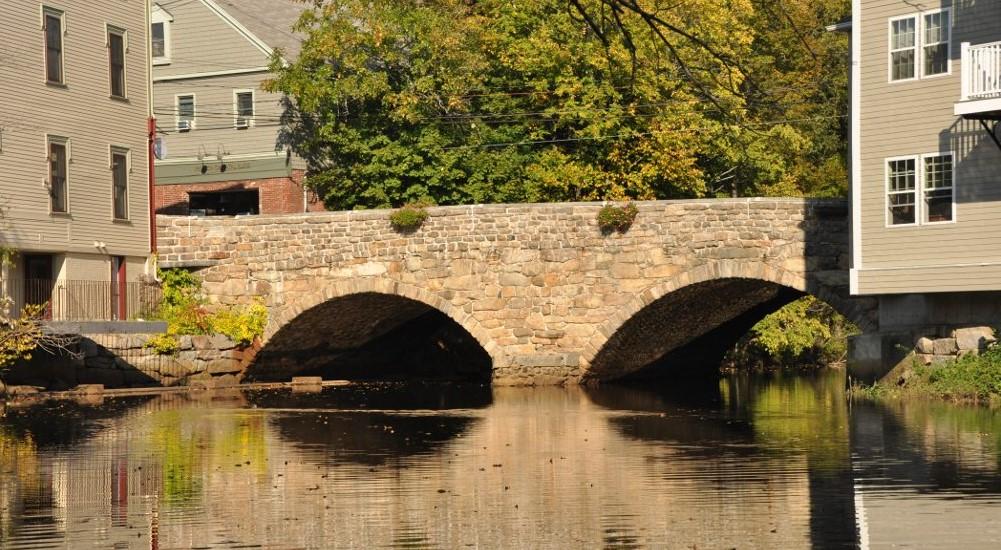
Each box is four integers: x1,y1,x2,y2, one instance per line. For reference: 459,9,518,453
208,301,268,346
144,333,180,355
596,203,639,233
389,203,430,232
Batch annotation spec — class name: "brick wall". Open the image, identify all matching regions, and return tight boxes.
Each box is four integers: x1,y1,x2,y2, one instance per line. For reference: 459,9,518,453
155,170,324,215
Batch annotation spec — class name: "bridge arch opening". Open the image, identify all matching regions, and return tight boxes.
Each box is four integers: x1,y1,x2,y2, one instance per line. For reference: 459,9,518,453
584,272,872,383
244,292,493,383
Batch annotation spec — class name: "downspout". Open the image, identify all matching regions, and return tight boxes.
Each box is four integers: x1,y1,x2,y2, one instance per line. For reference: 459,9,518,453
145,0,157,258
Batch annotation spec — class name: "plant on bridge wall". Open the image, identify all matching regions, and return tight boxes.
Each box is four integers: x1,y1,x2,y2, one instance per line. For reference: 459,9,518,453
389,203,430,233
209,301,268,347
146,269,269,355
596,203,639,234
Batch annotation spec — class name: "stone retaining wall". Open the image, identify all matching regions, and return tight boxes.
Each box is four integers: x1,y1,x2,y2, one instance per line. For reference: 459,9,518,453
6,333,258,391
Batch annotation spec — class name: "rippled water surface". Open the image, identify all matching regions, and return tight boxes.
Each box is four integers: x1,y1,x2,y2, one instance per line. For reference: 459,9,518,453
3,371,1001,548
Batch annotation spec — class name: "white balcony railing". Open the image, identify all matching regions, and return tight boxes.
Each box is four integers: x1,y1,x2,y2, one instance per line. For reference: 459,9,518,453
960,41,1001,102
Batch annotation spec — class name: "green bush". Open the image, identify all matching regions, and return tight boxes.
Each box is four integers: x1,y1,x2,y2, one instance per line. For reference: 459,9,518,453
389,203,430,232
145,333,180,355
209,302,268,346
146,269,268,354
596,203,639,233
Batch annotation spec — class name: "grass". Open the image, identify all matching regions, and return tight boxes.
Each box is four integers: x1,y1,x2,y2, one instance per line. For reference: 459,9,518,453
851,347,1001,405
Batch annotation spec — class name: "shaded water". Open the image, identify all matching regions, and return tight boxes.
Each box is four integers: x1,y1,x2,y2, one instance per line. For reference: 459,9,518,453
2,371,1001,548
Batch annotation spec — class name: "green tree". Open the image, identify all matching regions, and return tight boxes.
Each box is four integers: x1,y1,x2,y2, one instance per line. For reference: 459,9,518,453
270,0,853,209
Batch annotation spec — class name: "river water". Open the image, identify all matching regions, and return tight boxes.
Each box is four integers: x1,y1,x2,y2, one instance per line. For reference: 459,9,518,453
2,370,1001,549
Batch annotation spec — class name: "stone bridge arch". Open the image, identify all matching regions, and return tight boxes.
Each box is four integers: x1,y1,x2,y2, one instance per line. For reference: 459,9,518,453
246,278,504,382
156,198,879,386
582,260,877,382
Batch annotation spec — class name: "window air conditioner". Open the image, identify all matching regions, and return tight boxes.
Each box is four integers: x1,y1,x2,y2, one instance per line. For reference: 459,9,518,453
178,120,192,132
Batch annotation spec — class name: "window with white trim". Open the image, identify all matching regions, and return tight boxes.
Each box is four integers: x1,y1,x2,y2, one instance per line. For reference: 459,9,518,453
235,90,254,128
923,11,950,77
108,26,127,98
886,153,955,226
47,136,69,214
887,157,917,225
889,10,951,81
923,154,953,223
42,7,64,84
151,4,173,65
890,17,917,81
111,147,129,220
177,94,195,131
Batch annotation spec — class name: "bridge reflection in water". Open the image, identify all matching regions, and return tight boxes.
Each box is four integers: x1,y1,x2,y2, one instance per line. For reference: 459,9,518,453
3,372,1001,548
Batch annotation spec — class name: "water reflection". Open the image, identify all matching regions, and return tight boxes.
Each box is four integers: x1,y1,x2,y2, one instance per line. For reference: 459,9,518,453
3,374,1001,548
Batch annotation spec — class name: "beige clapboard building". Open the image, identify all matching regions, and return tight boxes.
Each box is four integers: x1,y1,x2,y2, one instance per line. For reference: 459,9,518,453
840,0,1001,363
0,0,154,321
849,0,1001,296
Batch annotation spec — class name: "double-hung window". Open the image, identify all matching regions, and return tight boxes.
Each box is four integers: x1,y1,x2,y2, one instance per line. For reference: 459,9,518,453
43,7,64,84
887,158,917,225
886,153,954,226
151,4,172,65
235,90,254,128
111,147,129,220
48,136,69,214
889,17,917,81
177,94,195,131
108,26,127,98
889,9,950,81
923,154,954,223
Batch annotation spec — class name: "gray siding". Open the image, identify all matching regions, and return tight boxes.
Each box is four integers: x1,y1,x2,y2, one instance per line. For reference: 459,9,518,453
151,0,304,174
153,0,270,78
153,71,285,159
0,0,151,262
857,0,1001,294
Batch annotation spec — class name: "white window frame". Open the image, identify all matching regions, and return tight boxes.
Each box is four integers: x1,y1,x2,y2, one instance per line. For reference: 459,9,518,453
233,89,255,129
106,25,128,99
41,6,65,85
110,146,131,221
175,93,196,131
921,152,956,225
920,9,952,79
151,4,173,65
885,155,919,227
887,9,951,83
884,152,957,228
46,135,70,215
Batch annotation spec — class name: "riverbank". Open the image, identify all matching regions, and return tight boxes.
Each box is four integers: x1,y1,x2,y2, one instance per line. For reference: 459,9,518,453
850,347,1001,405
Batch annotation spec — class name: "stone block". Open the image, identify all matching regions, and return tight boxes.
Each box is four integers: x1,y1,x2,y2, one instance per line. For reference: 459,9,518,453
210,334,238,351
212,374,239,388
206,358,243,375
915,337,935,355
953,327,997,352
932,338,958,356
291,376,323,386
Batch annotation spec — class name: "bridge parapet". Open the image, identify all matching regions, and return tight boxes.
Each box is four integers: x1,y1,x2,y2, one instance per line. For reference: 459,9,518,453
157,198,876,385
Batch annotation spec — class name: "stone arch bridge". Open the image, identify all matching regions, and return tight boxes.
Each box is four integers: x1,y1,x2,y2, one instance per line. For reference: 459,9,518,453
157,199,877,385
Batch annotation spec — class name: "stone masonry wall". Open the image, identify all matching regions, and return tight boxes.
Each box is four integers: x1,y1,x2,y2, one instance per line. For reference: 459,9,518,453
77,333,258,388
156,199,878,385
